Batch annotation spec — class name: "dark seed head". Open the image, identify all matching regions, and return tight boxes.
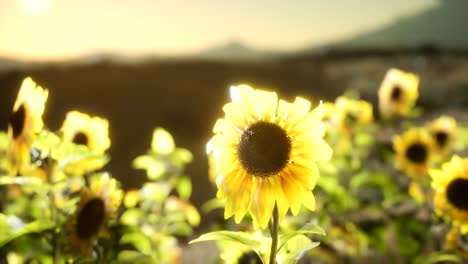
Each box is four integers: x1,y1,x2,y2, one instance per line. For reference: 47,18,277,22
9,104,26,139
390,85,403,101
446,178,468,211
237,251,262,264
237,122,291,177
76,198,105,239
72,132,89,146
405,143,427,164
434,131,449,148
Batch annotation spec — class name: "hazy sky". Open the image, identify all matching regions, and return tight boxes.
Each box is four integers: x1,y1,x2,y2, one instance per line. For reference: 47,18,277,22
0,0,439,61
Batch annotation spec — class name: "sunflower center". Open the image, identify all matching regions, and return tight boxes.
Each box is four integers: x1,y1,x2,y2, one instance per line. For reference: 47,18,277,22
9,104,26,139
72,132,89,146
446,178,468,211
76,198,106,239
237,122,291,177
390,85,403,101
405,143,427,164
434,131,448,147
237,251,263,264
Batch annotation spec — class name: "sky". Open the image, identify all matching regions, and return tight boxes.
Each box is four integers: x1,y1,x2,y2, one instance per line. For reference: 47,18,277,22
0,0,439,61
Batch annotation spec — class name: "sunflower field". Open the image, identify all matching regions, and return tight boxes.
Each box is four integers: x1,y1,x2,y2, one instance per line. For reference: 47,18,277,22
1,67,468,264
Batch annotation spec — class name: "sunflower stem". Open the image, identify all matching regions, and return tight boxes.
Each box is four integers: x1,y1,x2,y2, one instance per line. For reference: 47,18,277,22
268,205,279,264
45,158,60,264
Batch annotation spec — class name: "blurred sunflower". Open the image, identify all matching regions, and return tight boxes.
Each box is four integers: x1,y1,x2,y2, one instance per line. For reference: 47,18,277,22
7,77,48,175
427,116,457,157
208,84,332,228
393,128,435,177
445,226,468,258
378,68,419,118
61,111,110,153
333,96,373,135
66,174,122,257
60,111,110,175
431,156,468,225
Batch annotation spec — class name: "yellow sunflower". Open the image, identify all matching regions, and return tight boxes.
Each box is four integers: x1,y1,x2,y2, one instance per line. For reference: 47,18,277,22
61,111,110,153
7,77,48,175
431,156,468,226
378,68,419,119
333,96,373,135
66,174,122,257
393,128,435,178
208,84,332,228
427,116,457,157
445,226,468,258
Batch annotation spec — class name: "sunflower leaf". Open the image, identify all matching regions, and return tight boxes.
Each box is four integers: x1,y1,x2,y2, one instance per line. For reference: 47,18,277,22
117,250,154,264
189,231,262,249
413,251,461,264
277,223,325,253
176,176,192,200
151,128,175,155
0,214,54,247
277,235,320,264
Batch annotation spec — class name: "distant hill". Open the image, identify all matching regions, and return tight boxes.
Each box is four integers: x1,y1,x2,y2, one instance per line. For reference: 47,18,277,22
197,40,281,61
301,0,468,54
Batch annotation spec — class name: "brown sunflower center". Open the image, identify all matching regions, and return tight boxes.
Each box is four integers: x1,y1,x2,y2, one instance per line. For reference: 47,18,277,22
390,85,403,101
9,104,26,139
72,132,89,146
76,198,106,239
446,178,468,211
237,251,263,264
405,143,427,164
434,131,449,147
237,121,291,177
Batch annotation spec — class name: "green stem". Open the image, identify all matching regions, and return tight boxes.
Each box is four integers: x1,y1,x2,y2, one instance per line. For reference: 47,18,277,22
45,159,59,264
269,205,279,264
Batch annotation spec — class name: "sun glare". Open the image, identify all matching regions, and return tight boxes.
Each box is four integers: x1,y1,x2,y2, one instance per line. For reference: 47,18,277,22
19,0,50,16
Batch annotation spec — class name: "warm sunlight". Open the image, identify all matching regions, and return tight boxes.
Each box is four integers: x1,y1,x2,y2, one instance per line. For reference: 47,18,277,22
19,0,50,16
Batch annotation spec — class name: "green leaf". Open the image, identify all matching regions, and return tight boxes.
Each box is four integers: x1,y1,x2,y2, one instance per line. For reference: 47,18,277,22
133,156,165,180
151,128,175,155
277,235,320,264
117,250,154,264
190,231,262,250
0,176,45,186
0,215,54,247
121,208,143,226
413,251,461,264
121,232,152,254
201,198,225,213
176,176,192,200
277,223,325,253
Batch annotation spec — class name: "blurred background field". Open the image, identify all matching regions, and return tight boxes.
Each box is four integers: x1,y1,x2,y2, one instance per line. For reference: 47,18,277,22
1,1,468,261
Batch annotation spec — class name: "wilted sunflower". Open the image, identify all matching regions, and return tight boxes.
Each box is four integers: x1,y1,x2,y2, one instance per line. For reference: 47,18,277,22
427,116,457,157
66,174,122,257
208,84,332,228
378,68,419,118
445,226,468,258
393,128,435,177
333,96,373,135
61,111,110,153
7,77,48,175
431,156,468,225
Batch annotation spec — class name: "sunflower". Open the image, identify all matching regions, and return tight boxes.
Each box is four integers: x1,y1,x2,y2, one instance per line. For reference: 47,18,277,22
445,226,468,258
61,111,110,153
430,156,468,226
333,96,373,135
378,68,419,119
7,77,48,175
208,84,332,228
66,174,122,257
393,128,435,178
427,116,457,158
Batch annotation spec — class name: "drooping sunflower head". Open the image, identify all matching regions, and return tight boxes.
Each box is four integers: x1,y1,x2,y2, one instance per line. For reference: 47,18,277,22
393,128,435,178
66,174,122,257
208,84,332,228
333,96,373,134
7,77,48,175
431,156,468,225
378,68,419,119
445,226,468,258
427,116,457,157
61,111,110,153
